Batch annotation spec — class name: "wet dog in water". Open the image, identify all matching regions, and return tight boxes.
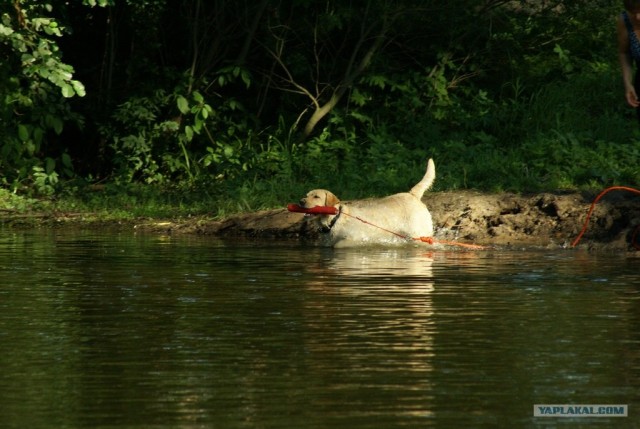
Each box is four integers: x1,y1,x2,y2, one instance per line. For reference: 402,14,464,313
300,159,436,247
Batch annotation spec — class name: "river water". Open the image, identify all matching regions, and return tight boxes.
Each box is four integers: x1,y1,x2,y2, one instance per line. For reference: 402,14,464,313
0,229,638,429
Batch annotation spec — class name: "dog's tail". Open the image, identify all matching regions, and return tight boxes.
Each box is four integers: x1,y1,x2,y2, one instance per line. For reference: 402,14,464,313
409,158,435,199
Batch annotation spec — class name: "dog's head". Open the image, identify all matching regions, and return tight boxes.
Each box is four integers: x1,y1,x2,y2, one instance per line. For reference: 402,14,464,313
300,189,341,232
300,189,340,209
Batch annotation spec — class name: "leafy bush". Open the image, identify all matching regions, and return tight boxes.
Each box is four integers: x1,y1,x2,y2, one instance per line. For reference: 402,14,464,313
2,0,638,209
0,1,95,192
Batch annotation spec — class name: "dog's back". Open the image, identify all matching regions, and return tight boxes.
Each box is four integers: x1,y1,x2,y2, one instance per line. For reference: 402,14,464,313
301,158,436,247
409,159,435,200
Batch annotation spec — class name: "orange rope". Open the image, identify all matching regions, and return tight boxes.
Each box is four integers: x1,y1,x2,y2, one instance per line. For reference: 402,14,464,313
342,212,487,250
571,186,640,249
417,236,488,250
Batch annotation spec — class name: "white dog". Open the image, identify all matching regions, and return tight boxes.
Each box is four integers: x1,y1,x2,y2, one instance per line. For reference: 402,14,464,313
300,159,436,247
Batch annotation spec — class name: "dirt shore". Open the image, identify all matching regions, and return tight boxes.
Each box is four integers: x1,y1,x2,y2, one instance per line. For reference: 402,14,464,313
133,190,640,251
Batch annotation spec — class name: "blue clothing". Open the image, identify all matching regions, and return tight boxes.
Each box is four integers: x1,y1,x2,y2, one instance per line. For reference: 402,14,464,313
622,11,640,61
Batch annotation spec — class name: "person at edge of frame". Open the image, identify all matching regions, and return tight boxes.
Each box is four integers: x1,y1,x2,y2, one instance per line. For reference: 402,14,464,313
618,0,640,123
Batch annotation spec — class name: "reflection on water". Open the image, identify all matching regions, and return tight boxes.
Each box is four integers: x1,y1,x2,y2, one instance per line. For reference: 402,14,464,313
0,229,639,428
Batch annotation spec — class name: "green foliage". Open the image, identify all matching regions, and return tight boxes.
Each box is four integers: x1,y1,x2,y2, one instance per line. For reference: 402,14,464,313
104,90,174,183
0,0,94,192
104,67,255,184
0,187,40,212
82,0,114,6
1,0,638,210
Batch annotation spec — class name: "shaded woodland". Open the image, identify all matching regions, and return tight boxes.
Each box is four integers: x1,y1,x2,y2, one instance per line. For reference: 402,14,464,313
1,0,634,199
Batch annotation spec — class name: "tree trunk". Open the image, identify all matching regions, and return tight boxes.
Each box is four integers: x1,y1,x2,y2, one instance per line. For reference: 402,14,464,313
300,27,387,138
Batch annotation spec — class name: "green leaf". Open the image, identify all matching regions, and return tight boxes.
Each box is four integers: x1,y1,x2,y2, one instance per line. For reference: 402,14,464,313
0,24,14,36
193,117,203,131
192,91,204,103
184,125,194,141
241,70,251,88
51,116,64,135
177,96,189,114
18,125,29,142
350,88,368,106
71,80,86,97
83,0,113,7
33,127,44,144
45,157,56,174
44,21,62,37
20,53,34,65
61,83,75,98
62,153,73,168
367,75,387,89
25,141,36,155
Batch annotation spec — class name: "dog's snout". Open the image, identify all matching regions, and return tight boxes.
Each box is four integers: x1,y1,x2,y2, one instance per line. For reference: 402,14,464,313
299,198,306,206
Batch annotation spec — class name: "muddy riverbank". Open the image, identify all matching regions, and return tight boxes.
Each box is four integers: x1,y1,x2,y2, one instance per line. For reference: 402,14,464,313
132,190,640,251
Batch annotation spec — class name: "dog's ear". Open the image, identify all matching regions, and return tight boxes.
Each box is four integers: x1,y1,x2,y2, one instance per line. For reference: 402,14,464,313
324,191,340,207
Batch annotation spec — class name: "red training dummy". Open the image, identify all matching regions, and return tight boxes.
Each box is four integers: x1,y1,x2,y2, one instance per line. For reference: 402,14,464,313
287,204,338,215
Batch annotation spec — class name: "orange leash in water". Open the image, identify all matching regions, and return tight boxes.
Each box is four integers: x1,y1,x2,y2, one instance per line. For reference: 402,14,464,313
571,186,640,249
339,212,488,249
415,236,488,250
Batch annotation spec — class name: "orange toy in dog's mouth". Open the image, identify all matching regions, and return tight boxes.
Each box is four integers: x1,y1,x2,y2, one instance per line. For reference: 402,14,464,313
287,203,339,215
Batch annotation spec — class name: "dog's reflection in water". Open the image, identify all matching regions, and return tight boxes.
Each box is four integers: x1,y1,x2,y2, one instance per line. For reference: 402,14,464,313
329,248,432,282
306,247,435,295
302,248,436,376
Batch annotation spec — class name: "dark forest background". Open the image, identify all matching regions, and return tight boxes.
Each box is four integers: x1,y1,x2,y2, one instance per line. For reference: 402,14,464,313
1,0,637,210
